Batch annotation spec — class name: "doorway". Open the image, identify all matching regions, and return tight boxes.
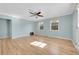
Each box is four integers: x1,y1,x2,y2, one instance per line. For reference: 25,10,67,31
7,19,12,39
0,19,12,39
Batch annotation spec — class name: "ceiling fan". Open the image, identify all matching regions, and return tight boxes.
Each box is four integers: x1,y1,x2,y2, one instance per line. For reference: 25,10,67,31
28,9,44,18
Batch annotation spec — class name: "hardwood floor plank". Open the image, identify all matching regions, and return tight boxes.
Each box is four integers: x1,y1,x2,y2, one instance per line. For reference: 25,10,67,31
0,40,2,55
0,35,78,55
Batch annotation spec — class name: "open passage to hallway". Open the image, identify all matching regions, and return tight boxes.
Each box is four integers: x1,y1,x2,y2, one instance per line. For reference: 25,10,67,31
0,35,78,55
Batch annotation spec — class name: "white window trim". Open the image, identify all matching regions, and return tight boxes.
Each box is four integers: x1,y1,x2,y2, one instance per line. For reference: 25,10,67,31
50,19,59,32
38,22,44,31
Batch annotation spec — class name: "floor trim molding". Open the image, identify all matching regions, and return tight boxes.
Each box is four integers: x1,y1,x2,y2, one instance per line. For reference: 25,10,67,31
35,34,72,40
12,35,30,39
71,40,79,54
0,36,9,39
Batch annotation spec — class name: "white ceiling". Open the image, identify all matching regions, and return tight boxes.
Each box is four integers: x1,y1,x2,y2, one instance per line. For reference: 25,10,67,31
0,3,76,21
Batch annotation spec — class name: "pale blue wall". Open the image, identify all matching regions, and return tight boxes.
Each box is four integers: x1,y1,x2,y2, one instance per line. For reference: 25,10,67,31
12,18,35,38
72,10,77,43
72,10,79,47
0,15,35,39
0,14,74,40
35,14,73,39
0,19,8,37
0,17,36,39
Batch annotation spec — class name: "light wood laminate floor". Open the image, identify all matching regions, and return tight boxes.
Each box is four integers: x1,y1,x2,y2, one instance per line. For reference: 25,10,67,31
0,35,78,55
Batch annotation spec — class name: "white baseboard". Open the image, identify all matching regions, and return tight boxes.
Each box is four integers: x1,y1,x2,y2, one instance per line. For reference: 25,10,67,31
51,35,71,40
0,36,9,39
35,34,72,40
72,40,79,54
12,35,30,39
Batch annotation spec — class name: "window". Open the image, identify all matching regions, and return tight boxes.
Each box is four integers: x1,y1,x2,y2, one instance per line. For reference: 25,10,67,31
39,22,44,31
50,18,59,31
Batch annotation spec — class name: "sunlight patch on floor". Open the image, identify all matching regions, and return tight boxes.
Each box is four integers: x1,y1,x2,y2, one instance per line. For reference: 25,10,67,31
30,41,47,48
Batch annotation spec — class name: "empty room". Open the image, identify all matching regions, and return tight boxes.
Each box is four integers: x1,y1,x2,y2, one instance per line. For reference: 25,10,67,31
0,3,79,55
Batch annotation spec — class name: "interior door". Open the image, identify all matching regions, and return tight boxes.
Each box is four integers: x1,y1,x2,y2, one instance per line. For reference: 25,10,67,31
7,20,12,39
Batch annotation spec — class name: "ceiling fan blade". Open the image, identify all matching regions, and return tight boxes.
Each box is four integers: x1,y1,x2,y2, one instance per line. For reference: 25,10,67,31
37,12,41,15
28,9,44,18
30,14,36,17
38,15,43,17
29,12,34,14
